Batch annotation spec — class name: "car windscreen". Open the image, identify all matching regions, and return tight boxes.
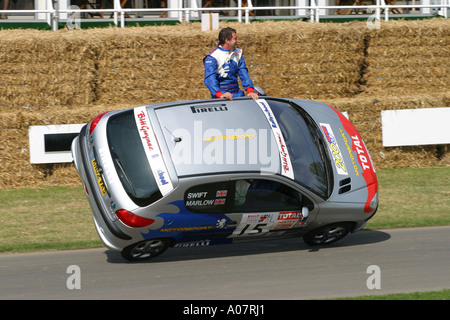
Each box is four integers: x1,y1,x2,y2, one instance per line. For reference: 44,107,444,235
267,99,330,198
106,110,162,207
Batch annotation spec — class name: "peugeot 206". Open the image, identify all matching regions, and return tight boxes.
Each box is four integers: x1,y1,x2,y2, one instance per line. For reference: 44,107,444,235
71,97,378,261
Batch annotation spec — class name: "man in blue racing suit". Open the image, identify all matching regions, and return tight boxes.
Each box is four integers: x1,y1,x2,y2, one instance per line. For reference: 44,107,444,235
203,27,259,100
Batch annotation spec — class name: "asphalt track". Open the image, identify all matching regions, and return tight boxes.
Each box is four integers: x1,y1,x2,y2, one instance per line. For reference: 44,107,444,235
1,226,449,300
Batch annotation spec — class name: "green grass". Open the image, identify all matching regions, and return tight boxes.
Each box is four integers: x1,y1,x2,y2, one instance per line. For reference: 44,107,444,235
0,166,449,300
0,187,102,253
0,166,449,253
336,289,450,300
367,166,450,229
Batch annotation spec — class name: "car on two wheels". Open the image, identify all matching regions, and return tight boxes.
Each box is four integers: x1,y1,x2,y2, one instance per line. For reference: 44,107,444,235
71,97,378,261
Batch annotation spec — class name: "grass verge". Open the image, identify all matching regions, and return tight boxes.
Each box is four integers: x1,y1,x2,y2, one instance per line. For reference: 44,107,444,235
336,289,450,300
0,166,449,253
367,166,450,229
0,166,448,300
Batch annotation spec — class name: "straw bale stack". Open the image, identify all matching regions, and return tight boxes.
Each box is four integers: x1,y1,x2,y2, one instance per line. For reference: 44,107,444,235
91,20,367,105
236,20,367,99
364,19,450,95
0,19,449,188
0,29,97,108
0,104,127,188
91,24,214,105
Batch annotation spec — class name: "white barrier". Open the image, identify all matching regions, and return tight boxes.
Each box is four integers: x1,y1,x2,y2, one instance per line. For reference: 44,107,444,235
381,108,450,147
0,0,448,30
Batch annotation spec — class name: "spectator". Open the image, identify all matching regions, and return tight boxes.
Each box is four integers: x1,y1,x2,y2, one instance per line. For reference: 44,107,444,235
1,0,9,19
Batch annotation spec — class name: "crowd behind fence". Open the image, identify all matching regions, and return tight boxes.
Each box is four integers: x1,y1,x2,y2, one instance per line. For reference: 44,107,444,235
0,0,448,31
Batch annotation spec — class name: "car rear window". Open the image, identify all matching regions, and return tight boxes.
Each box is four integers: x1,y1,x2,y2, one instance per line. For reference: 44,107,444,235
267,100,330,198
107,110,162,207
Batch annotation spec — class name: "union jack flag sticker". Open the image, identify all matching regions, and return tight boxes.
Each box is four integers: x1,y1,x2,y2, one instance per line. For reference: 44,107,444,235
216,190,228,197
214,198,226,205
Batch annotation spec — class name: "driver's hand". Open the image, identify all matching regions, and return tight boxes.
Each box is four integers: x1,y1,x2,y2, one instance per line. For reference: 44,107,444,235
248,92,259,100
220,92,233,100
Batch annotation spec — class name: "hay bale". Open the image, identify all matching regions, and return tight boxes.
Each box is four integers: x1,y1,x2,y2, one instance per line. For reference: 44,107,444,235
0,19,449,188
90,20,367,104
364,19,450,95
0,30,97,107
0,104,126,188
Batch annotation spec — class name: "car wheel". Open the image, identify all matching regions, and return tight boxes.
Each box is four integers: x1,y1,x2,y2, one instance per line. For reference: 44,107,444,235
303,223,351,246
121,239,169,261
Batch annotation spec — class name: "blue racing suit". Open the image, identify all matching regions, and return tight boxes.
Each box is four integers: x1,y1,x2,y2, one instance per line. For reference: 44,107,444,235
203,45,255,99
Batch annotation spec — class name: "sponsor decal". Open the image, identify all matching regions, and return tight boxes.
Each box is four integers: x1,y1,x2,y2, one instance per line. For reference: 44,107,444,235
90,155,107,196
232,213,278,237
340,128,360,176
320,123,348,176
216,190,228,197
140,200,235,241
274,211,304,230
351,134,372,172
214,198,226,205
185,190,228,206
134,106,173,196
188,200,225,206
256,99,294,179
216,218,228,229
174,240,212,248
204,134,255,142
157,169,169,186
326,104,378,213
276,132,291,176
186,199,215,206
136,111,154,151
160,226,214,232
187,191,208,199
186,191,210,206
190,105,228,114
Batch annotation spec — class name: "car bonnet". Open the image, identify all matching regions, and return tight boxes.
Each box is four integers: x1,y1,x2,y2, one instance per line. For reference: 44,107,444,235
152,99,283,178
293,99,378,212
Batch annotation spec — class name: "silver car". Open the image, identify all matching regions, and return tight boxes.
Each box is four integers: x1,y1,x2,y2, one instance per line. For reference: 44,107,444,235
72,97,378,261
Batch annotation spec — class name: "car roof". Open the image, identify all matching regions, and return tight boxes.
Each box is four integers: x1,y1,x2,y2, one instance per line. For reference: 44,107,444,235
152,98,281,178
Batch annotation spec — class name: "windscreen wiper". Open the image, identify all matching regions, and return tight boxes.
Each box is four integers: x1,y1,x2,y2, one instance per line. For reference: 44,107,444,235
111,151,136,196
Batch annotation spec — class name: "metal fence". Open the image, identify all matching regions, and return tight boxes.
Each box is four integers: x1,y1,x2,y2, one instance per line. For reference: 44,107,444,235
0,0,448,31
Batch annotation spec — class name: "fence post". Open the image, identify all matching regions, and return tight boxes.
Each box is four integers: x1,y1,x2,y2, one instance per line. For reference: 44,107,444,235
245,0,253,24
376,0,381,20
310,0,316,22
113,0,119,26
316,0,320,22
185,0,190,23
385,3,389,21
238,0,242,22
441,0,448,18
52,0,59,31
179,0,183,22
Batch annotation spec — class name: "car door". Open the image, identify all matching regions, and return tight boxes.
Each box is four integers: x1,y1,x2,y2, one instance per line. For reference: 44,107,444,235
182,178,313,242
227,178,312,239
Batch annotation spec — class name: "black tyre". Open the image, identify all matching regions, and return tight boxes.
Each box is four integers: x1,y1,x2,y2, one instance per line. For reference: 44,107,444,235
303,223,351,246
121,239,169,261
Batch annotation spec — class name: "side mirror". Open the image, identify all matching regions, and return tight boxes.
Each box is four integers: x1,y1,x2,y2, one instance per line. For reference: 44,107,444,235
301,207,309,220
254,86,266,96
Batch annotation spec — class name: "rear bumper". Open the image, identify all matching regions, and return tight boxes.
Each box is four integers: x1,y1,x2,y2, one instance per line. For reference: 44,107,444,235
71,125,132,248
